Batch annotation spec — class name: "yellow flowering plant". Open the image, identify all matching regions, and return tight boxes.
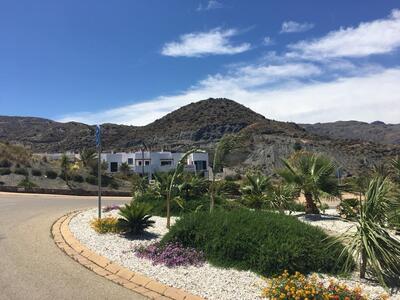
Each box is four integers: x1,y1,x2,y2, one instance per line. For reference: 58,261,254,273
262,271,367,300
90,217,121,234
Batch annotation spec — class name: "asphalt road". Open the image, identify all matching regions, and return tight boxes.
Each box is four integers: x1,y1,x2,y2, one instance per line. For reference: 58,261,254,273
0,192,147,300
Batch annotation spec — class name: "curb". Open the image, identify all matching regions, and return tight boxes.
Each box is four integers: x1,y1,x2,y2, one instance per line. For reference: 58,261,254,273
52,212,204,300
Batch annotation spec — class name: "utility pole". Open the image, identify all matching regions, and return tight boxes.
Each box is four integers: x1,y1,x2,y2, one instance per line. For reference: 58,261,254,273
96,125,102,219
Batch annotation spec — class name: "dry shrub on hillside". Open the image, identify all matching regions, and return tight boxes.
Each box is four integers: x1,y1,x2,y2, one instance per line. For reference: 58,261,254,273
0,142,32,165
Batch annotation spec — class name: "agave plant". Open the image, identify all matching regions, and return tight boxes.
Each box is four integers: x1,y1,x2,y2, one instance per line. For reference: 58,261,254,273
118,202,155,235
335,176,400,287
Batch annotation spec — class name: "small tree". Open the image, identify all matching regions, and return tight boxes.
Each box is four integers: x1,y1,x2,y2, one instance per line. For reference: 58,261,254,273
119,162,130,176
80,148,97,168
335,176,400,287
240,171,271,210
60,153,70,185
166,149,202,229
279,151,340,214
210,134,237,212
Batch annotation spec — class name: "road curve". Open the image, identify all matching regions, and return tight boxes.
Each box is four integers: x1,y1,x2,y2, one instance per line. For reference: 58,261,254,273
0,192,146,300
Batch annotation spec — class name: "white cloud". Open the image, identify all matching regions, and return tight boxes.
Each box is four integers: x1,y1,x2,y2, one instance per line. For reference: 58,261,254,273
262,36,274,46
280,21,314,33
161,28,251,57
58,66,400,126
288,9,400,59
197,0,223,11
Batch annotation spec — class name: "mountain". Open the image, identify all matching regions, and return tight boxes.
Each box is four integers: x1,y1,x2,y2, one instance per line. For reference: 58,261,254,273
1,98,399,175
301,121,400,145
0,99,266,152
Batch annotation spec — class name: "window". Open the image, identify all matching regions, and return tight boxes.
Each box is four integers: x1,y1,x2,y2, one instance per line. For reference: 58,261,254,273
128,158,133,165
137,161,142,166
145,160,150,166
194,160,207,171
110,162,118,172
161,160,172,166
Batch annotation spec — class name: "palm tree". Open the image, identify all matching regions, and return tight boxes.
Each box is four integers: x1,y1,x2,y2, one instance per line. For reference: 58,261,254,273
241,171,271,196
119,162,130,176
80,148,97,168
278,151,340,214
210,134,237,212
335,176,400,287
166,149,203,228
240,171,271,210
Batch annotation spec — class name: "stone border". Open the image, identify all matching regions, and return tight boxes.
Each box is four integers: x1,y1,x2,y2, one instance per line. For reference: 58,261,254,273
52,212,204,300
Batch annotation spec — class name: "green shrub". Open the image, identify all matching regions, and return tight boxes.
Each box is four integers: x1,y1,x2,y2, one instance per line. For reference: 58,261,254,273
86,175,97,185
45,170,58,179
14,167,28,176
337,198,359,220
118,202,155,235
162,209,351,276
0,159,12,168
72,174,84,183
285,201,306,212
31,169,42,176
17,177,37,189
0,168,11,176
109,180,119,190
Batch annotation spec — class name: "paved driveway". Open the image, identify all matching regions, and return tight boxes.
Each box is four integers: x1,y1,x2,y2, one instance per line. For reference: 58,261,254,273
0,192,146,300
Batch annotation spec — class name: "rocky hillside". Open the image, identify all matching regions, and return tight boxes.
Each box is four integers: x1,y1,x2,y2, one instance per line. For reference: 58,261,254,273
0,99,266,152
1,98,399,175
301,121,400,145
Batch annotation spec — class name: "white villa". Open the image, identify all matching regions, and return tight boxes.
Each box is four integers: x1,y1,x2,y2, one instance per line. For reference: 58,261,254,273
100,151,209,177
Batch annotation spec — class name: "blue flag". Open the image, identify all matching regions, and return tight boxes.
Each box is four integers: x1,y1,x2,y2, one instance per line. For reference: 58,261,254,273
95,125,101,148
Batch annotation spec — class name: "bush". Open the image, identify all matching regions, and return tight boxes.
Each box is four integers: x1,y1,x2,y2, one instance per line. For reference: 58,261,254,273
337,198,359,220
14,167,29,176
90,217,120,234
135,242,205,267
31,169,42,176
17,177,37,189
0,159,12,168
71,174,84,183
118,202,155,235
45,170,58,179
162,209,351,276
262,271,367,299
109,180,119,190
0,168,11,176
86,175,97,185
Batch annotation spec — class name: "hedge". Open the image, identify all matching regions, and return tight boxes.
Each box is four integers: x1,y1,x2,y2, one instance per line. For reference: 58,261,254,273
162,209,352,276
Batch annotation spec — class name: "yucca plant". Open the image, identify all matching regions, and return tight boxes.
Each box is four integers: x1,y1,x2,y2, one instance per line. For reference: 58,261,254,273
335,176,400,287
266,183,297,212
118,202,155,235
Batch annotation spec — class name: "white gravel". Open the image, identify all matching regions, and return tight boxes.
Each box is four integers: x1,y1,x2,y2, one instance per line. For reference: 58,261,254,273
69,208,399,300
69,209,265,300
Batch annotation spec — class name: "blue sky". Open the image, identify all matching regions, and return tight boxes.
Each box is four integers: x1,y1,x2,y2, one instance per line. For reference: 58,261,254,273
1,0,400,125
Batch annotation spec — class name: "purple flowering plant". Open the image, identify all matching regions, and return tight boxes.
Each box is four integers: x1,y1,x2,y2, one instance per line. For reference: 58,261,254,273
135,242,205,268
